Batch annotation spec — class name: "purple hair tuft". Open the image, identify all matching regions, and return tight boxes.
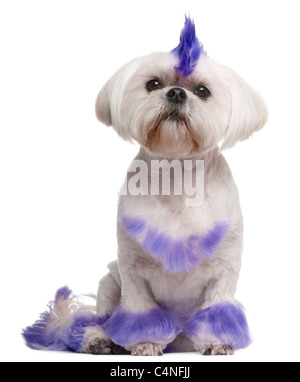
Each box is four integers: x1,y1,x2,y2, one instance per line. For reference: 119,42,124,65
172,16,205,77
54,286,72,302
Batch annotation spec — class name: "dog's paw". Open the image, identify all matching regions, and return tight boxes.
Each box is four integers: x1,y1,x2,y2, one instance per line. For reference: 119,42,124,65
131,343,164,356
202,344,234,355
85,338,112,355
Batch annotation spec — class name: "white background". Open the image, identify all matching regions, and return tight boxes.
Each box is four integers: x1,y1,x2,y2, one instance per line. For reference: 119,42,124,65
1,0,299,362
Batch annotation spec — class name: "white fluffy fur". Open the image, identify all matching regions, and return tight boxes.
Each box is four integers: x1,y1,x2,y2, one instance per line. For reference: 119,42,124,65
94,50,267,354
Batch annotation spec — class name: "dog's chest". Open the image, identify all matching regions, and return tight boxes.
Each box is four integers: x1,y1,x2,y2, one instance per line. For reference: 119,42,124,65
119,191,225,236
118,195,229,275
117,153,239,275
142,262,212,316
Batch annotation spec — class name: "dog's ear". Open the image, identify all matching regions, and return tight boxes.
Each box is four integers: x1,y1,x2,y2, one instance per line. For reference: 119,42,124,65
220,67,268,150
95,80,112,126
95,59,140,129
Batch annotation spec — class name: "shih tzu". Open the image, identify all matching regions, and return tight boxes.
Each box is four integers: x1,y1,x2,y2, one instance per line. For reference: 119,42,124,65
23,16,267,356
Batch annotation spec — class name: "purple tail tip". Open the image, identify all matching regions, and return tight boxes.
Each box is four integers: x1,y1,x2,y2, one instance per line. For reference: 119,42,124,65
22,286,73,351
55,286,72,302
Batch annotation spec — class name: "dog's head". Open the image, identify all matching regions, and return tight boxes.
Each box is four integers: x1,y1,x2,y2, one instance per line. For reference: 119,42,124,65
96,16,267,157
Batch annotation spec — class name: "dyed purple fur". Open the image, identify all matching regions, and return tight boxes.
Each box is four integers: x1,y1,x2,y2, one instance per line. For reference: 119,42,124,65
54,285,72,301
103,306,180,347
22,286,72,351
22,310,68,351
60,313,110,352
200,222,229,256
184,302,251,350
143,228,173,256
121,215,146,238
120,213,229,273
171,16,205,77
23,287,250,353
22,286,110,352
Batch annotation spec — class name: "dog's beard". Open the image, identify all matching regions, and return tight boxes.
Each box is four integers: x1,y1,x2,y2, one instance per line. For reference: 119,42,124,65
143,108,201,157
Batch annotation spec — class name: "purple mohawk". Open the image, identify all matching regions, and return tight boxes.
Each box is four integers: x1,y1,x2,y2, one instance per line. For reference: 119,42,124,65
171,16,205,77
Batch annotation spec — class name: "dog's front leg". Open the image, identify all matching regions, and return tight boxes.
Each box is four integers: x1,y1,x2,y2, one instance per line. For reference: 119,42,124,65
184,263,251,355
104,270,179,356
102,245,179,356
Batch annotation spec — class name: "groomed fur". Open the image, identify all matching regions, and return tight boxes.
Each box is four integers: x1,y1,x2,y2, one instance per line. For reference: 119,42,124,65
22,287,105,352
23,16,267,356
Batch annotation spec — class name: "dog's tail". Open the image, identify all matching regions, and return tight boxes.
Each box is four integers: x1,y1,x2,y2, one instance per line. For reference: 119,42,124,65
22,286,105,352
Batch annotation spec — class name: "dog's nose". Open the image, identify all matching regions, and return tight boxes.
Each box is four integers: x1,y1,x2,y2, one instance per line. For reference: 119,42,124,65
166,87,187,104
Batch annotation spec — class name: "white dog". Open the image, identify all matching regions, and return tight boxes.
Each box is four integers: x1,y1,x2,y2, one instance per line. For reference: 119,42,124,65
23,17,267,356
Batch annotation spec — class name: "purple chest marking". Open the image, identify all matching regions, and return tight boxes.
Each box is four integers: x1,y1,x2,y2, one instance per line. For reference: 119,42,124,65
120,214,229,274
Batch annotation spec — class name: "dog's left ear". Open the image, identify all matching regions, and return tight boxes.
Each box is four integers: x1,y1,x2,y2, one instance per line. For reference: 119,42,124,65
220,67,268,150
95,80,112,126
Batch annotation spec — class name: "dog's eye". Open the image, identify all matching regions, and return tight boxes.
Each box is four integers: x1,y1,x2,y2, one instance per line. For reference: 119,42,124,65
194,85,211,99
146,79,163,92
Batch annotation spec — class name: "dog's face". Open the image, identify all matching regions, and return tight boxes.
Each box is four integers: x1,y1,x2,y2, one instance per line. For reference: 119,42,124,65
96,19,267,157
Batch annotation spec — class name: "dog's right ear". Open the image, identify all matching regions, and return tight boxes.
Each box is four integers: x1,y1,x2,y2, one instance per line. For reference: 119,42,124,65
95,60,135,128
95,80,112,126
95,57,143,137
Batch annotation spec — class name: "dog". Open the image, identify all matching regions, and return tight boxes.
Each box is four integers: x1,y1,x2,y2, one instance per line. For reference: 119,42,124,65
23,16,267,356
